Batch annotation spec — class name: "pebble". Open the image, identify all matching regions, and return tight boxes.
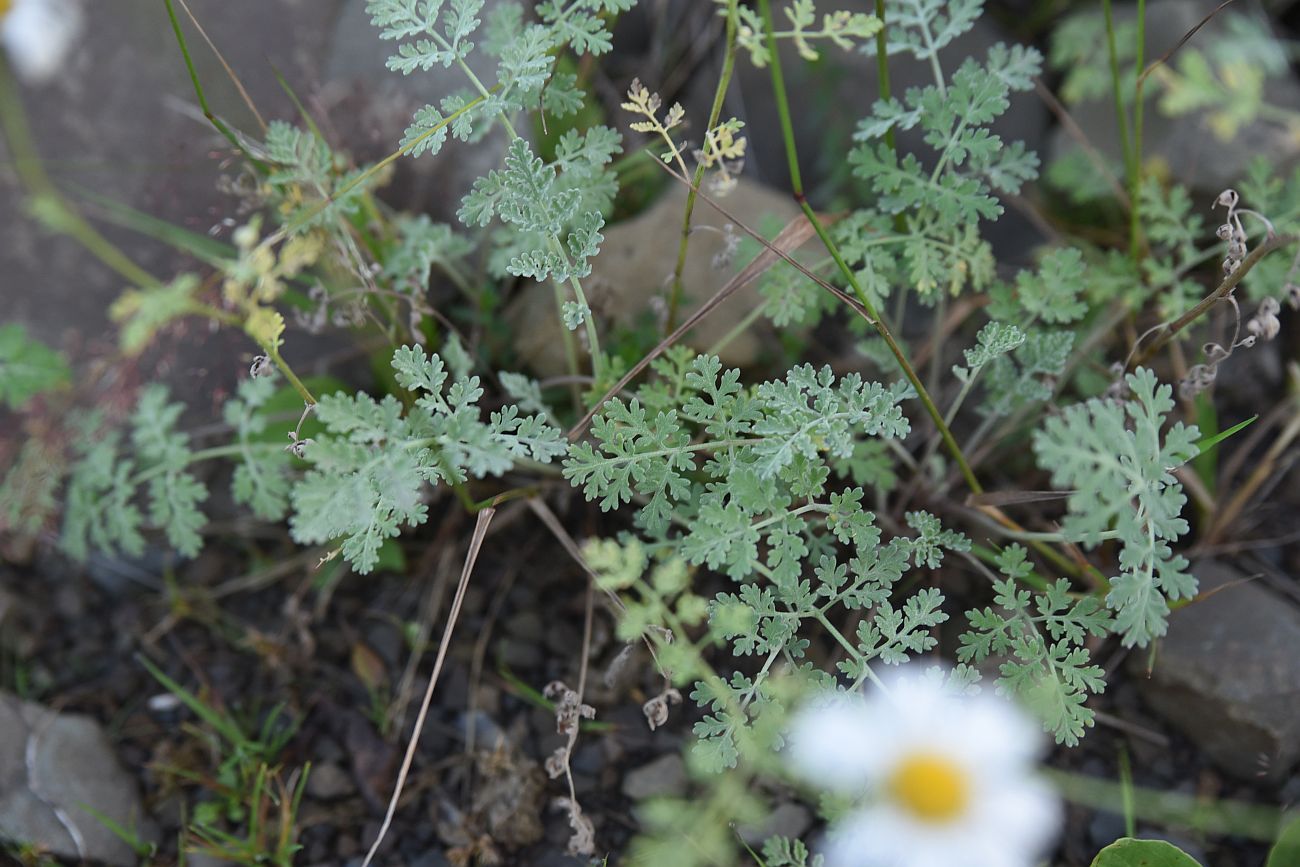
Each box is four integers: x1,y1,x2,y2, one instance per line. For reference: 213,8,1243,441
0,692,151,867
305,761,354,801
738,801,813,846
1134,561,1300,782
621,753,688,800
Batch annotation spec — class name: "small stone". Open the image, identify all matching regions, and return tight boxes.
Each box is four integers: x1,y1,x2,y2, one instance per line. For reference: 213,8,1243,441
407,852,452,867
186,855,237,867
1133,561,1300,781
0,692,152,867
738,801,813,845
305,762,354,801
621,753,687,800
506,610,545,642
504,178,806,378
1087,809,1127,851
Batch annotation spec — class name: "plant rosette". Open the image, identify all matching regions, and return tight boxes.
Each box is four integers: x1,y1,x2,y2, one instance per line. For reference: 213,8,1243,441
788,670,1061,867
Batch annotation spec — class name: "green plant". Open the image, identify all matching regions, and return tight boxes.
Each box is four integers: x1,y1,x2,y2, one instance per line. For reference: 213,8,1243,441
2,0,1298,864
138,655,305,862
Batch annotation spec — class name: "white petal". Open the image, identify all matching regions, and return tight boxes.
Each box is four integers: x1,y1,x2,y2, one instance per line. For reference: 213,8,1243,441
2,0,83,85
825,803,1054,867
969,774,1063,857
787,696,883,789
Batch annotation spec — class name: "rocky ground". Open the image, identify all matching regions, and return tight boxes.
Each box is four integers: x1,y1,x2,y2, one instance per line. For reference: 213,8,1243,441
2,1,1299,865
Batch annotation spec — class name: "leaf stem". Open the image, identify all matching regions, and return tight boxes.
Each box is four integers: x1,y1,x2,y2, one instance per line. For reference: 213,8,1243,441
873,0,896,155
665,0,740,333
1129,0,1146,259
0,63,161,290
754,0,982,495
163,0,268,174
1102,0,1134,212
265,346,316,407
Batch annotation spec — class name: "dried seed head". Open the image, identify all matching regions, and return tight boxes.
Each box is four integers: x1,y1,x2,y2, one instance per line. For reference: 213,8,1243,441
249,354,271,378
1227,239,1247,260
1259,297,1281,317
1216,189,1240,210
544,680,595,737
1202,342,1230,363
1179,363,1218,399
711,223,740,270
285,431,314,458
1216,223,1235,241
642,687,683,732
1247,314,1280,341
1223,257,1241,276
544,748,567,780
1287,284,1300,309
553,797,596,857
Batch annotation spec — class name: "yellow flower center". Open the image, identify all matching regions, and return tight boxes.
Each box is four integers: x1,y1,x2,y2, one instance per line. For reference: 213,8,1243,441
886,752,971,823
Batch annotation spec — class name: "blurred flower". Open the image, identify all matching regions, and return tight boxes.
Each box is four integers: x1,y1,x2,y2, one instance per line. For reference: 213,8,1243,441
1,0,83,85
788,671,1061,867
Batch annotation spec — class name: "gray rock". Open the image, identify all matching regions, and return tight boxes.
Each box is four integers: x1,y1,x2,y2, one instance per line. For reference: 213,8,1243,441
505,177,807,377
305,761,354,801
0,692,151,866
1134,560,1300,781
621,753,687,800
738,800,813,846
185,855,238,867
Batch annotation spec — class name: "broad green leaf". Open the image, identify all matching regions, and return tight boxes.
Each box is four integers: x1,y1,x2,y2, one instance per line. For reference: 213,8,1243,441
1091,838,1203,867
0,324,71,409
1268,814,1300,867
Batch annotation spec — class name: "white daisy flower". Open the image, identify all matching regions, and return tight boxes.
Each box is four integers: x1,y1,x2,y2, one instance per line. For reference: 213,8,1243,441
788,671,1061,867
1,0,83,85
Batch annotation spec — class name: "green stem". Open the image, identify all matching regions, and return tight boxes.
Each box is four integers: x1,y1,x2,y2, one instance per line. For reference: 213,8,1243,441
551,280,584,410
873,0,908,236
754,0,982,495
873,0,895,155
1129,0,1146,260
706,301,769,357
1044,768,1282,841
665,0,740,333
265,347,316,406
163,0,268,174
131,443,269,487
1102,0,1134,193
557,241,605,380
0,63,161,290
813,610,886,691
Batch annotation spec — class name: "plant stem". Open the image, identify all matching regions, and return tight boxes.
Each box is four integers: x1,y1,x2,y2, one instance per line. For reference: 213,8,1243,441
873,0,896,156
266,346,316,406
754,0,982,495
0,65,161,290
163,0,269,173
873,0,908,236
1131,232,1300,366
440,38,602,387
551,280,584,410
1102,0,1134,212
665,0,740,334
1129,0,1146,259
